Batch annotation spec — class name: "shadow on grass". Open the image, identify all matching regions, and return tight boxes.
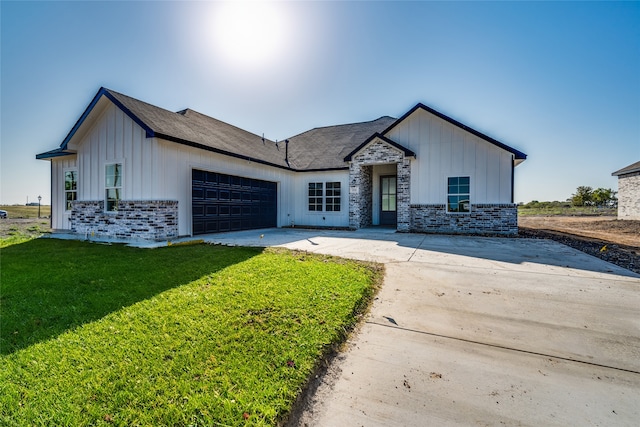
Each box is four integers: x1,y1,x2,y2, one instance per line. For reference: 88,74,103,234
0,238,261,355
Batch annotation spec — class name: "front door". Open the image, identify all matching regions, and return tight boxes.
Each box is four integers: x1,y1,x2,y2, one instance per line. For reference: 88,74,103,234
380,175,397,226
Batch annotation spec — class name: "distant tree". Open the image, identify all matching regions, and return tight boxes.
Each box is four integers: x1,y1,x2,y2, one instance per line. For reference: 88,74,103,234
570,186,593,207
591,188,617,207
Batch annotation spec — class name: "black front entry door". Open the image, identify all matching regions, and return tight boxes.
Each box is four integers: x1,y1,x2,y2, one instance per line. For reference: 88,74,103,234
380,175,397,226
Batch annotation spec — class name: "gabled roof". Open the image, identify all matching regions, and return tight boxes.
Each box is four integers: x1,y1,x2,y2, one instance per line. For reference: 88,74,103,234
612,160,640,177
36,88,527,170
285,116,397,170
36,87,393,171
36,87,291,168
344,133,415,162
382,103,528,162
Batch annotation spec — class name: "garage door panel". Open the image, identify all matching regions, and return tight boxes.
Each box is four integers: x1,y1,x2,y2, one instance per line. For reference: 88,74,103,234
192,169,277,235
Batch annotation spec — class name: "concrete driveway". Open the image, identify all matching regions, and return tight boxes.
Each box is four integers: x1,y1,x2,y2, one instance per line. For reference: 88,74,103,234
203,228,640,426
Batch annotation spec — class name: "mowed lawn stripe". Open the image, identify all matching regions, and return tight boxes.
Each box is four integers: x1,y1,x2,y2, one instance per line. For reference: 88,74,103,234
0,240,382,426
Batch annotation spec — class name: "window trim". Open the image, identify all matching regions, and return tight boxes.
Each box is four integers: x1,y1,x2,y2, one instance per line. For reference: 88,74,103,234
308,182,323,212
64,168,78,212
447,176,470,214
325,181,341,212
105,162,123,213
307,181,342,213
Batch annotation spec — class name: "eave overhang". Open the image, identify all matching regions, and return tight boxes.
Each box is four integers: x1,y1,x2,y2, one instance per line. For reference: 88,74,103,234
35,148,77,160
612,161,640,177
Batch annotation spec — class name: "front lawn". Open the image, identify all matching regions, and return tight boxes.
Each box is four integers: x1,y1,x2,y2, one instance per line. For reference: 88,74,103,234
0,239,382,426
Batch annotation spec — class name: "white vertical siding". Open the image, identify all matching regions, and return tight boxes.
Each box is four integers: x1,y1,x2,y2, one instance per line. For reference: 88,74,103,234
289,170,349,228
59,103,151,221
50,157,77,230
387,108,513,205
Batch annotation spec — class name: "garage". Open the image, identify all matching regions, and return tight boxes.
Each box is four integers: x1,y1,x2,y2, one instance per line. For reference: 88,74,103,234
192,169,277,235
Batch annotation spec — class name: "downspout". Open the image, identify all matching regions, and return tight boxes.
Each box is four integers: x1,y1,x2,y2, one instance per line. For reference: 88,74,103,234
285,139,290,167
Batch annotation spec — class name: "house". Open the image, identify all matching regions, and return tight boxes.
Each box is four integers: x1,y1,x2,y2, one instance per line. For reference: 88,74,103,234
612,161,640,220
37,87,527,240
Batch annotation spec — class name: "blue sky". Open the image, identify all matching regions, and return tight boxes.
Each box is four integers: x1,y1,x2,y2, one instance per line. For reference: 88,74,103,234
2,1,639,205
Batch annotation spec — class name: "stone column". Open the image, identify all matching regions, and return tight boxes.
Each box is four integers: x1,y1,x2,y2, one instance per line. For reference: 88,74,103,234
348,163,373,229
396,158,411,231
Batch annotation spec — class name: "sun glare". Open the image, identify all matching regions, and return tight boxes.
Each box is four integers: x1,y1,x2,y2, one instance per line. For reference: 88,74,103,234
211,1,288,69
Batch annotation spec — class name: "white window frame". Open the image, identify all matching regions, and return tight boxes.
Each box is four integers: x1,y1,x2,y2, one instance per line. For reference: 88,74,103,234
447,176,470,213
105,162,123,213
64,168,78,212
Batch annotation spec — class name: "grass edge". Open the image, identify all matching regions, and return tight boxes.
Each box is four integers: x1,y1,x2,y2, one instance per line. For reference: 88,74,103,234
276,249,385,427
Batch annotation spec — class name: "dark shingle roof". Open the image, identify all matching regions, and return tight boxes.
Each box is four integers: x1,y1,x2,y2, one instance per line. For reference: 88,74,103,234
612,160,640,177
285,116,397,170
38,87,393,170
37,88,527,170
105,89,290,169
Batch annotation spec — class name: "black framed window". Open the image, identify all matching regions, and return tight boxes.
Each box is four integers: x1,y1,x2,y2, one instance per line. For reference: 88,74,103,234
308,182,323,211
325,182,341,212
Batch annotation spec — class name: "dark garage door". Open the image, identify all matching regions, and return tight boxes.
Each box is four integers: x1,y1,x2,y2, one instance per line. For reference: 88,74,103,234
192,169,277,235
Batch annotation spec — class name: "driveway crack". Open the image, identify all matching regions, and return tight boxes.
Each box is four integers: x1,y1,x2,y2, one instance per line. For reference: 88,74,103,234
365,321,640,375
406,234,428,262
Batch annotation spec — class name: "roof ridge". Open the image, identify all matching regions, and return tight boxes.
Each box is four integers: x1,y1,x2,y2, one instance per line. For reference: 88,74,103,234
286,116,396,140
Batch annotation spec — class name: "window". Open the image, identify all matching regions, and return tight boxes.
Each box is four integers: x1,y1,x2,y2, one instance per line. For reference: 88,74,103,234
105,163,122,212
325,182,341,212
381,176,396,212
64,170,77,211
447,176,470,213
308,182,341,212
308,182,323,211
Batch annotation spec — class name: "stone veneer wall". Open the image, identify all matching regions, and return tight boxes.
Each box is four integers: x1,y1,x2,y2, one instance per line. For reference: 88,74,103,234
396,158,411,232
349,138,411,230
617,172,640,220
410,204,518,235
349,164,372,229
71,200,178,240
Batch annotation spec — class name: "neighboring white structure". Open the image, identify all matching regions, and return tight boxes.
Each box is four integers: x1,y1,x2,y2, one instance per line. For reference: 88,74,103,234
612,161,640,220
37,88,527,240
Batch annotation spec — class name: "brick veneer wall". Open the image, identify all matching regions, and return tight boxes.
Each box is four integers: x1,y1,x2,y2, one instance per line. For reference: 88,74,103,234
71,200,178,240
410,204,518,235
348,164,372,229
349,138,411,230
617,172,640,220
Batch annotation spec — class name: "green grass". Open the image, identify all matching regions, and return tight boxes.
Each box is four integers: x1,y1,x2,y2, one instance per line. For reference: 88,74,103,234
0,205,51,219
518,205,616,216
0,239,382,426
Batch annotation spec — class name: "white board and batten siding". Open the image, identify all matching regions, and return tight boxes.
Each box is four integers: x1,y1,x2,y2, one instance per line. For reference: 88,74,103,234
53,102,350,235
290,170,350,228
51,103,152,230
386,108,514,205
50,157,78,230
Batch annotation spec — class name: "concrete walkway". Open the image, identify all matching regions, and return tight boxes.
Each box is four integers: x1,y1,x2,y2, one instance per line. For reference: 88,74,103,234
199,227,640,426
